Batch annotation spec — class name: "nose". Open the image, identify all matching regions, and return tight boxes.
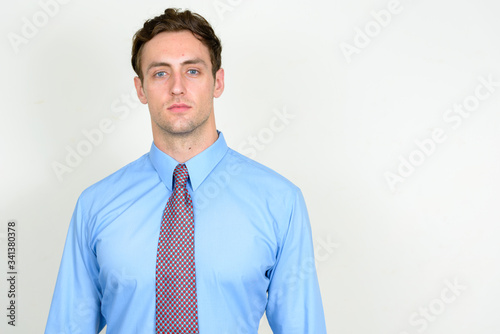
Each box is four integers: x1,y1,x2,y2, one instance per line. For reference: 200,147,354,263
170,72,185,96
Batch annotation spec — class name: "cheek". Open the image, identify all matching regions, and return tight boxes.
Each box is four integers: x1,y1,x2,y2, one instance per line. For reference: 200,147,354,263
199,83,215,100
145,86,166,104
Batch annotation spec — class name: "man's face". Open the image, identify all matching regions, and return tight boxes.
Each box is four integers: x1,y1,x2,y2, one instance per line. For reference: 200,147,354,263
134,30,224,139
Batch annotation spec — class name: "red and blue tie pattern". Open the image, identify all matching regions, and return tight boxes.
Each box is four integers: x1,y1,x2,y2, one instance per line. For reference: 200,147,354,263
155,164,198,333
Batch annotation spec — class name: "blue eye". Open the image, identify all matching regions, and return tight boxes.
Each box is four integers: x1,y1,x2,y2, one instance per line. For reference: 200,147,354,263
155,71,167,78
187,69,199,75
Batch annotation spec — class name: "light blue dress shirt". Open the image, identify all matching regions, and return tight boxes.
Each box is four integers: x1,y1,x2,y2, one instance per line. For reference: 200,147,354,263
45,132,326,333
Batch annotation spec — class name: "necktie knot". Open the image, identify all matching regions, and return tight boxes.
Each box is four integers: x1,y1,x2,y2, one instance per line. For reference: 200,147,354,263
173,164,189,189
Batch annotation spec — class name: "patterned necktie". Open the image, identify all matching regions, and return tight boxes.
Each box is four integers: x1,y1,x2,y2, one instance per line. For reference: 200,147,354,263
155,163,198,333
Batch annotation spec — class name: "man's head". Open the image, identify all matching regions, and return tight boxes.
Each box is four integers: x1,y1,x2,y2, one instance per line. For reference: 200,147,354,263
131,8,224,152
132,8,222,82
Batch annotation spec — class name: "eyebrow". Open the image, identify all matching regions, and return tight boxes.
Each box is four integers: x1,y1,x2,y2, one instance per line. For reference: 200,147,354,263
146,58,208,73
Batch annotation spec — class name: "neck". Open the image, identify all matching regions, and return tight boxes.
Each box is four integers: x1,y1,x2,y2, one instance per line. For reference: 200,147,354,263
153,128,218,163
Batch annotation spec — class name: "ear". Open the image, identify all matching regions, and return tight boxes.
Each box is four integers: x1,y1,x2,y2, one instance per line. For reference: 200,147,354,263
134,76,148,104
213,68,225,98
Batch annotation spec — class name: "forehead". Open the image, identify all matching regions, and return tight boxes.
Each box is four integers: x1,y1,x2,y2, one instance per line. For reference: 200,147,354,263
141,30,211,66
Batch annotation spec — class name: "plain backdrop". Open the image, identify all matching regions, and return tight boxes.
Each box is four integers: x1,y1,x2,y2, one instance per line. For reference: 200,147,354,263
1,0,500,333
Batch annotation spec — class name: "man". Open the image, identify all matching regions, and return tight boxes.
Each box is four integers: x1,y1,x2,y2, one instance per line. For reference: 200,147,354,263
46,8,326,334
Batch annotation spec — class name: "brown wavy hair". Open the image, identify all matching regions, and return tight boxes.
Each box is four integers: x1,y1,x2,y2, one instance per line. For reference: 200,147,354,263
131,8,222,81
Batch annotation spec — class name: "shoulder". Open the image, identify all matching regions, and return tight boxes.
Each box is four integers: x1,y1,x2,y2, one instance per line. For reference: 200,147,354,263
220,148,309,244
222,148,302,200
77,152,156,209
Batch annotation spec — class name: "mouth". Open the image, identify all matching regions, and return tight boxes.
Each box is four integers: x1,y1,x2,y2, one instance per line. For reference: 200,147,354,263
167,103,191,112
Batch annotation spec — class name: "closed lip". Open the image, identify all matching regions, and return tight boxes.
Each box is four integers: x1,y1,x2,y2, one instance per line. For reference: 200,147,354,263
168,103,191,110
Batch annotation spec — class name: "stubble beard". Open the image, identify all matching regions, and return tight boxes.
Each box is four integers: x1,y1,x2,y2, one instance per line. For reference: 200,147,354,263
155,106,212,140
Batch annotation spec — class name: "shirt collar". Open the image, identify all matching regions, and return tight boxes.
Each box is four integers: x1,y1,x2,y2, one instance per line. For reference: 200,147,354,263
149,131,229,192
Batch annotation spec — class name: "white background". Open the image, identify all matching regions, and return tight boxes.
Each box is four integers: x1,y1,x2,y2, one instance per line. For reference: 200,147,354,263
1,0,500,333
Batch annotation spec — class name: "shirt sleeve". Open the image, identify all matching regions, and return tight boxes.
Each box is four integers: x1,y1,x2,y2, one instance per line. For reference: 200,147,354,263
265,189,327,333
45,196,105,334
